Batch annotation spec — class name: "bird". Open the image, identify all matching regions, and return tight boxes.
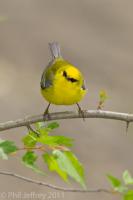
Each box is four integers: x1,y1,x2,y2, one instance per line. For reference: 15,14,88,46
40,42,87,119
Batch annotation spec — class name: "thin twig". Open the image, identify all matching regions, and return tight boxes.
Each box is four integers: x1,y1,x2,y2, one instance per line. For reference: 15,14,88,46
26,124,40,137
17,146,45,151
0,110,133,132
0,170,112,193
126,121,130,135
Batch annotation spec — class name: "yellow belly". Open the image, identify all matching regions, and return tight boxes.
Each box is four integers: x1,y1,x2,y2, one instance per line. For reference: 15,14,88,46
41,79,86,105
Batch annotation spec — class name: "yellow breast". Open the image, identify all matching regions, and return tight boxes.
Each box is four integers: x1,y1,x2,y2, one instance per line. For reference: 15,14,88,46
41,65,86,105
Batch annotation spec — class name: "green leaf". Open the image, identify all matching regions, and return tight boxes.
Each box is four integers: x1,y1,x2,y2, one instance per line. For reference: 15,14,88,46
43,153,67,181
46,122,59,130
0,139,18,159
22,151,37,165
99,90,108,102
36,122,59,131
124,190,133,200
35,122,59,136
0,148,8,160
107,174,127,193
37,129,48,136
35,122,46,129
35,122,48,136
22,151,45,175
123,170,133,185
0,139,18,154
22,131,37,147
38,135,73,147
52,150,86,188
107,174,121,188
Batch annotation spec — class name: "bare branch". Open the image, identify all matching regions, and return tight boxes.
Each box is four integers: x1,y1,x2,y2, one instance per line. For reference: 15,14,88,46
0,170,111,193
0,110,133,132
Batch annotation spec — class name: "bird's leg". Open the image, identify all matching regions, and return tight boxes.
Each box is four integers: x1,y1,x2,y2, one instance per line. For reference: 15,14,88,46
43,103,51,120
76,103,85,121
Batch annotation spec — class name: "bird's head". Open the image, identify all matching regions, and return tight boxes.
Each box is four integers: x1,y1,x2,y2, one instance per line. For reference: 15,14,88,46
56,66,86,90
61,66,81,83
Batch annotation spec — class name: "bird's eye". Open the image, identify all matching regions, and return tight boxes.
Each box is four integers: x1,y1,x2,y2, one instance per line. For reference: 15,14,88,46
63,71,67,77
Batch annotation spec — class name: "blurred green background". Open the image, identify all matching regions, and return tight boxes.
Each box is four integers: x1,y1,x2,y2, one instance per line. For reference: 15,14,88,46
0,0,133,199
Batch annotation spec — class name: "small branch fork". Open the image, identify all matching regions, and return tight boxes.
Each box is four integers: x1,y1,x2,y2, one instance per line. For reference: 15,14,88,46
0,110,132,132
0,109,132,194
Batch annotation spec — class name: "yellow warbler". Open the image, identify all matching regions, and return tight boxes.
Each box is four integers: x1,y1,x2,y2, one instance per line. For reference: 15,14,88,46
40,42,87,118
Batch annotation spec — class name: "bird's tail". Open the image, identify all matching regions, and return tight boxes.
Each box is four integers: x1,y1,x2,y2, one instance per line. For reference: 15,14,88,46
49,42,62,59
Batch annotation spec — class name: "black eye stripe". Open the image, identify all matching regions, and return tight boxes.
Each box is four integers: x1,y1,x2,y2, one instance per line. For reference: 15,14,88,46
63,71,67,77
67,77,78,82
63,71,78,82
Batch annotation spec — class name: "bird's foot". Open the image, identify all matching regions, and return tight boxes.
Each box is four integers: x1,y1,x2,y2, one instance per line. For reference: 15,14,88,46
43,103,51,121
43,110,51,121
76,103,85,121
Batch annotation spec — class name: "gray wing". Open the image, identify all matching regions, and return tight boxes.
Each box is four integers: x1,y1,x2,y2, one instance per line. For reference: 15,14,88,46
81,80,86,90
40,74,52,89
40,42,61,89
40,60,54,89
